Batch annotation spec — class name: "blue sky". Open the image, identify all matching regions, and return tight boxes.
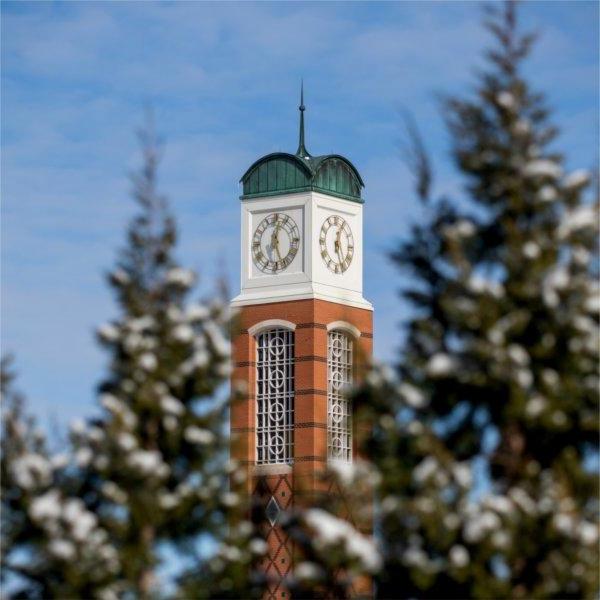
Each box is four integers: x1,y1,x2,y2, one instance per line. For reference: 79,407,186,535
2,1,598,428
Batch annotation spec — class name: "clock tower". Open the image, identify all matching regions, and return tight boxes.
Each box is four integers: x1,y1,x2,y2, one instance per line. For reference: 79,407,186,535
230,87,373,599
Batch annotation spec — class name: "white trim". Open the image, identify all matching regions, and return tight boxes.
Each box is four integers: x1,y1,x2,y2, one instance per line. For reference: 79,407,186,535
231,289,373,311
248,319,296,337
326,320,361,339
252,464,293,476
241,195,310,292
237,189,368,308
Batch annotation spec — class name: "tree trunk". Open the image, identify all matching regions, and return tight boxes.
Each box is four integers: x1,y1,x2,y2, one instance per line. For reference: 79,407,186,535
137,523,155,599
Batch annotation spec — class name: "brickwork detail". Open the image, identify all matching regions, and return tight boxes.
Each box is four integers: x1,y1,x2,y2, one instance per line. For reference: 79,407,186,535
231,298,373,598
253,474,294,600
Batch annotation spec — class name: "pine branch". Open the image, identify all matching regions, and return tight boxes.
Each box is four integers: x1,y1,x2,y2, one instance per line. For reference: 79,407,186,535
399,110,433,204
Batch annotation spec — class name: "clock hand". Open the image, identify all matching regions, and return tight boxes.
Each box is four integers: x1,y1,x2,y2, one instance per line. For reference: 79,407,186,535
273,222,283,244
271,225,282,262
335,228,344,264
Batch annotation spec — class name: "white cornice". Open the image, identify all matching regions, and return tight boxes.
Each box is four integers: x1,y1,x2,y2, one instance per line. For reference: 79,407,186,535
231,288,373,312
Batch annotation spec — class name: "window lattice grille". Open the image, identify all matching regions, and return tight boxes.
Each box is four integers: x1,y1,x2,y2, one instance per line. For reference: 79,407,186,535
328,331,353,462
256,329,294,464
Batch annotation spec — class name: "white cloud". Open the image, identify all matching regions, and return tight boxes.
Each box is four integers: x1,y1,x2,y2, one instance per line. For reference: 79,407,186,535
1,1,597,423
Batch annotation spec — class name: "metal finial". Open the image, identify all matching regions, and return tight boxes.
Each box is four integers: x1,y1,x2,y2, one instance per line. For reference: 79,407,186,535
296,80,310,158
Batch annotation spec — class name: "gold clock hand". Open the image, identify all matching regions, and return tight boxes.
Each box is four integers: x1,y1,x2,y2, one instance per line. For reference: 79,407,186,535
271,225,283,262
335,228,344,264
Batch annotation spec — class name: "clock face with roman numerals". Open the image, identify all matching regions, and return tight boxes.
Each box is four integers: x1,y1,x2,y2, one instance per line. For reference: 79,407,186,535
320,215,354,274
252,213,300,274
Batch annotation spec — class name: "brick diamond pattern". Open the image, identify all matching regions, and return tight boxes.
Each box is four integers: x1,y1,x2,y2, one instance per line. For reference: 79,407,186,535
266,496,281,526
253,474,293,600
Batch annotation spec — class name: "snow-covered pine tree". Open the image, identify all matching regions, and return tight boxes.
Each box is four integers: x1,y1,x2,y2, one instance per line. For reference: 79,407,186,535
372,2,599,597
174,486,271,599
66,118,255,598
1,120,267,598
1,358,120,598
286,2,599,598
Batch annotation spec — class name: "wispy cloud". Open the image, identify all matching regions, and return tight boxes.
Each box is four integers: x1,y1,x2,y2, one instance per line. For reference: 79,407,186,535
1,1,597,424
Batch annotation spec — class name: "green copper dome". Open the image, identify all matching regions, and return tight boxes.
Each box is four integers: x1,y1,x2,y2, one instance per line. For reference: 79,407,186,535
240,86,364,203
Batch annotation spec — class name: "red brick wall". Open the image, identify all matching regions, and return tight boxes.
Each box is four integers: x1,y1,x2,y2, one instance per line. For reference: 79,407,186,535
231,298,373,599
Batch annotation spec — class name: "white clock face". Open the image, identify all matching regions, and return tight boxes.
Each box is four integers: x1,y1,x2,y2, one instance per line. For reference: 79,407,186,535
252,212,300,274
319,215,354,274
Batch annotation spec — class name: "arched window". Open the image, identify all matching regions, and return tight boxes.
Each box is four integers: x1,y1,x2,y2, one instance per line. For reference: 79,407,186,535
256,328,294,464
327,330,354,462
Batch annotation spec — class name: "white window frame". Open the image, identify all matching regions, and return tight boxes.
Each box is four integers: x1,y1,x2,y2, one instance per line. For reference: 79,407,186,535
255,325,295,465
327,329,354,463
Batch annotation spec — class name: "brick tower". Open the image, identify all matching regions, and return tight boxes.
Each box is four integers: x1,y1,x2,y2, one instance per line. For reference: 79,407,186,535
231,87,373,599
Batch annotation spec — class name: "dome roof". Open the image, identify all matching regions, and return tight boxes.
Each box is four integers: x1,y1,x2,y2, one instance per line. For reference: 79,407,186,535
240,152,363,203
240,86,364,203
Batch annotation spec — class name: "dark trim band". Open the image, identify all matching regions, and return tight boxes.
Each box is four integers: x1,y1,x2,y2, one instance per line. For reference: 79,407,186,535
296,389,327,397
296,322,327,330
235,355,327,368
232,422,326,434
295,355,327,363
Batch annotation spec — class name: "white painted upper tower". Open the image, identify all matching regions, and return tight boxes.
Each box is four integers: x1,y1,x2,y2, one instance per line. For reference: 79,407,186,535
231,86,372,311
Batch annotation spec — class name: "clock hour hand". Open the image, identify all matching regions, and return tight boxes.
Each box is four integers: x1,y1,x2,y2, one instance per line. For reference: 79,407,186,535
335,228,344,264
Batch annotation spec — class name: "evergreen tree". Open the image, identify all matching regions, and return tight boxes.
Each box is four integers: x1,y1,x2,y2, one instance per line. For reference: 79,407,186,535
377,2,598,596
1,120,266,599
292,3,599,598
73,119,243,598
1,358,119,598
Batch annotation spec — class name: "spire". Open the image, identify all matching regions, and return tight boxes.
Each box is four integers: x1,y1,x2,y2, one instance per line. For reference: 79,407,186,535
296,80,310,158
